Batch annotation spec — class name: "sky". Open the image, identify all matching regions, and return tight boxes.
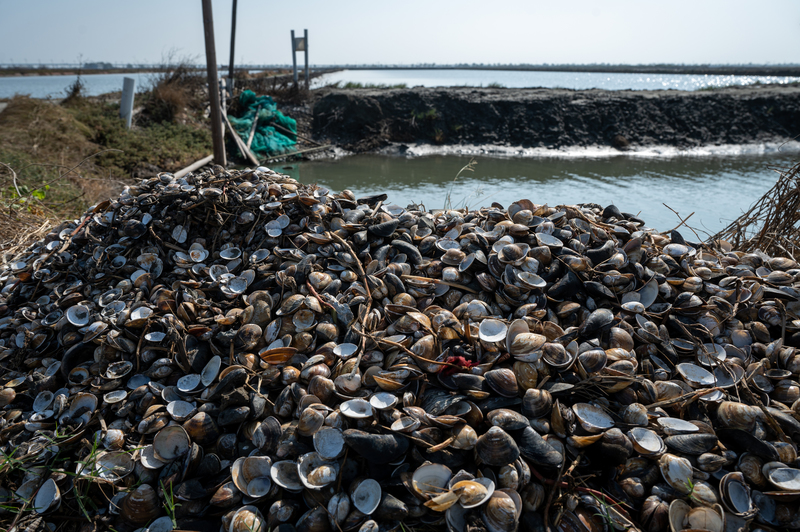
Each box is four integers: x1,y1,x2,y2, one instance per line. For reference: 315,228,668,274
1,0,799,66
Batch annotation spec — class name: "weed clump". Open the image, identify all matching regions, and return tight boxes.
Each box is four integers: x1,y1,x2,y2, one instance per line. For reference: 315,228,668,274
140,55,206,124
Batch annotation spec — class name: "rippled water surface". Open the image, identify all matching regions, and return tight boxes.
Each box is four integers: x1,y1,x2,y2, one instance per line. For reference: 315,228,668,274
0,72,154,99
314,69,800,91
282,152,799,233
4,69,799,99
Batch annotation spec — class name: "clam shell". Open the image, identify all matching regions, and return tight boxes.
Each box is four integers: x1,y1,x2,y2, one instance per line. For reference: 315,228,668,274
413,463,452,498
659,454,694,494
313,427,345,459
479,319,508,343
340,398,373,419
352,478,381,515
152,425,191,462
270,460,304,492
572,403,614,433
33,478,60,514
476,426,520,467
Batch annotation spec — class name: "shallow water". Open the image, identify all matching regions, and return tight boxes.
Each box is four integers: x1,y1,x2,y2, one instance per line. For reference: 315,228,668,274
313,69,800,91
4,69,799,100
0,72,154,99
281,151,800,233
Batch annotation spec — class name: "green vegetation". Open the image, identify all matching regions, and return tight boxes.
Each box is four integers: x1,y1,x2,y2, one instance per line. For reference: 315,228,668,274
444,158,477,210
161,480,181,528
412,108,439,121
487,82,506,88
0,61,213,235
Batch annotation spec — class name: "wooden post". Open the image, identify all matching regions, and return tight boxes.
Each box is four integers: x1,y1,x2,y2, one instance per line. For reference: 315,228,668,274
246,104,262,149
228,0,238,91
119,77,135,129
175,154,214,179
303,29,309,89
291,30,298,86
223,114,261,167
202,0,226,166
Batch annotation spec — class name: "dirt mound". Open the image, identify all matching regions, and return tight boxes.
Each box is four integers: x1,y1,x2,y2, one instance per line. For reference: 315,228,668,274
312,84,800,151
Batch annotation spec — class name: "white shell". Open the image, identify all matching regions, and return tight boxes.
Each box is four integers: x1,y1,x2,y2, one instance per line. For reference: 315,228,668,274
66,305,90,326
413,463,453,498
313,427,345,460
676,363,715,388
94,451,134,481
177,374,202,393
479,319,508,343
572,403,614,433
659,454,694,494
232,456,273,498
140,445,167,469
351,478,381,515
166,400,196,422
297,452,339,490
369,392,398,410
657,417,699,435
628,427,665,455
340,398,373,419
270,460,304,492
333,343,358,359
456,477,495,509
768,467,800,491
220,247,242,260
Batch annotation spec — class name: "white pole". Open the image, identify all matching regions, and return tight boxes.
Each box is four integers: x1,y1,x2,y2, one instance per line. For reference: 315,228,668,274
120,77,135,129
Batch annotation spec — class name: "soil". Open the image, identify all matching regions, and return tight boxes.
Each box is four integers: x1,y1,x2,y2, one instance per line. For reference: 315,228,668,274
310,84,800,152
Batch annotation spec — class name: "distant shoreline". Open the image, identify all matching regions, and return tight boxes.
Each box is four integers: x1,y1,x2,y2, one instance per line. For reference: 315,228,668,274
3,64,800,78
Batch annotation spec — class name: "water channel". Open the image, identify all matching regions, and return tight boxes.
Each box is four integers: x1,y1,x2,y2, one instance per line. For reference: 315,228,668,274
281,151,799,234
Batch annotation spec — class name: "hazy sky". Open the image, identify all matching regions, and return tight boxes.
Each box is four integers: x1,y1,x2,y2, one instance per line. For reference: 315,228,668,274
1,0,799,66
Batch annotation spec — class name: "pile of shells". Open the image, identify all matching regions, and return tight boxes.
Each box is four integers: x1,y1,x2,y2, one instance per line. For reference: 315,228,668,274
1,165,800,532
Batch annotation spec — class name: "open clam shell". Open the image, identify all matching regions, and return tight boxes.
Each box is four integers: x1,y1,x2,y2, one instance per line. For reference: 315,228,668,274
152,426,191,462
297,452,339,490
479,319,508,343
668,499,724,532
313,427,345,460
572,403,614,433
629,428,666,456
720,471,756,518
413,463,452,499
340,398,373,419
351,478,381,515
454,478,495,509
95,451,134,481
270,460,304,492
232,456,273,498
33,478,61,514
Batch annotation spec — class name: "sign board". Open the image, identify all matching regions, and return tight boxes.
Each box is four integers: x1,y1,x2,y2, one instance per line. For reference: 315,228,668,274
291,30,309,88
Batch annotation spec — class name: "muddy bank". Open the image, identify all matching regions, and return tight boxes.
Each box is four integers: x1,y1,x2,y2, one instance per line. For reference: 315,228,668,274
311,84,800,153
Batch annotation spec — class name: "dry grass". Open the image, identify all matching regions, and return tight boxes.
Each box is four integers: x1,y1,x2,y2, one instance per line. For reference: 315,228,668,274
0,208,53,251
140,57,207,125
712,160,800,258
0,96,110,216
